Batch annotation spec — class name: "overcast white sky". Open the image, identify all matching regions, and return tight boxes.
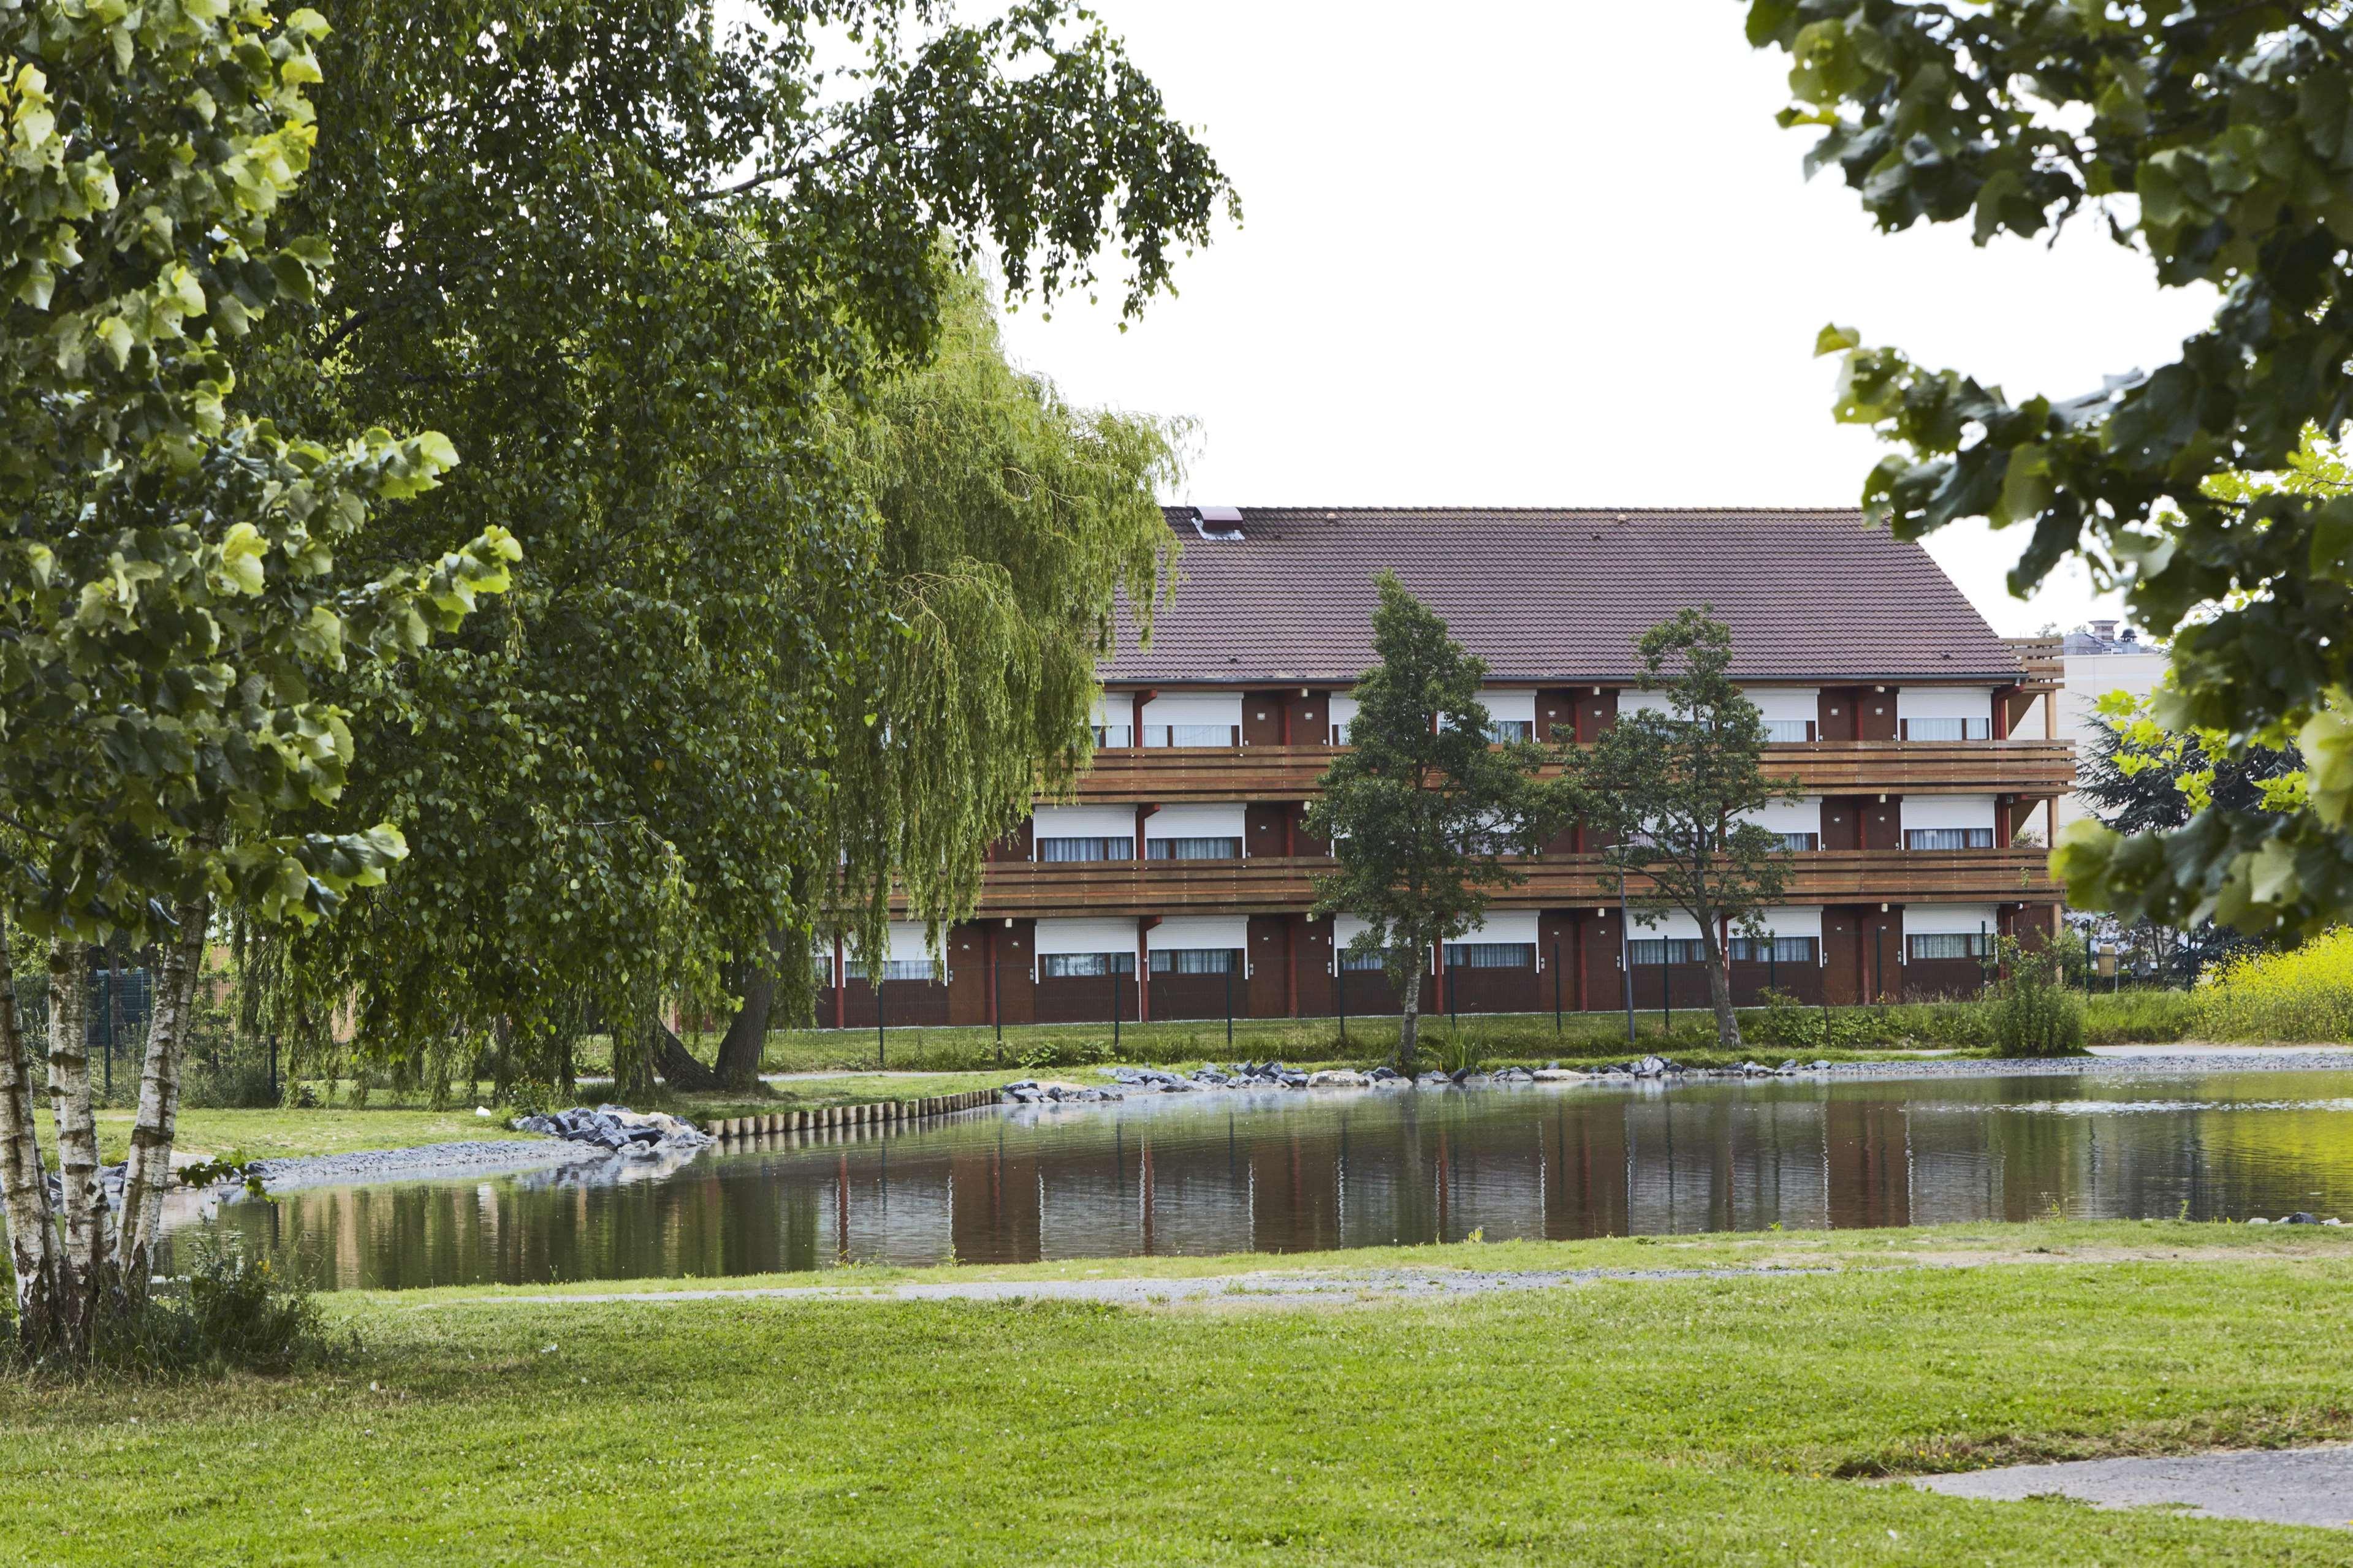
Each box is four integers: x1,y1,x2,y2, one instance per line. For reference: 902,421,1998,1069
987,1,2216,638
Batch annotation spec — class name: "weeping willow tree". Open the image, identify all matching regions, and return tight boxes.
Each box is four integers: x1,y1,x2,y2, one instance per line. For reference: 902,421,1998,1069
673,274,1180,1089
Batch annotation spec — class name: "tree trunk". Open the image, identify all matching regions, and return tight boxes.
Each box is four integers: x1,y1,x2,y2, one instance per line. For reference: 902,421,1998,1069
1699,924,1742,1051
710,942,778,1091
114,895,210,1307
648,1020,724,1094
46,938,112,1354
1396,961,1424,1078
0,918,62,1356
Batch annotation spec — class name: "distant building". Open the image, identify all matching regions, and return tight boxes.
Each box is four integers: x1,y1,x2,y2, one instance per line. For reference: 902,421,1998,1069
824,507,2074,1026
2050,620,2170,835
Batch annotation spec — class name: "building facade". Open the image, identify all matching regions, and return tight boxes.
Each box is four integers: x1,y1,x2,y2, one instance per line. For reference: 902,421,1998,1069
819,507,2071,1027
2047,620,2170,835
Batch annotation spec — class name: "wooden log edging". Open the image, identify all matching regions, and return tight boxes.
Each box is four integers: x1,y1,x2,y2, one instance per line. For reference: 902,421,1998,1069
705,1088,1000,1142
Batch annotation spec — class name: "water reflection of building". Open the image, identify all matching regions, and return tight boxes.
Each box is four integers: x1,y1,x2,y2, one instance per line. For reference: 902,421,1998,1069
169,1078,2353,1287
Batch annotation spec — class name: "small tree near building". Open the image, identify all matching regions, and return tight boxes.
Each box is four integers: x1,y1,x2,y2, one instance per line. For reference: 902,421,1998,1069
1306,575,1546,1076
1558,611,1798,1051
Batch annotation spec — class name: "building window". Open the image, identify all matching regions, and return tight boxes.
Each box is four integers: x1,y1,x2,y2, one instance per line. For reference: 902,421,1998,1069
1330,721,1355,746
1149,948,1239,975
1141,724,1237,748
1729,936,1819,964
1904,828,1995,850
1627,937,1706,966
1900,717,1991,741
1763,719,1814,743
1909,932,1990,960
1338,948,1388,972
812,958,837,987
1484,719,1534,743
1147,837,1243,861
1036,836,1134,862
1443,942,1535,969
1091,724,1133,748
1767,831,1819,852
1038,952,1135,979
843,959,941,982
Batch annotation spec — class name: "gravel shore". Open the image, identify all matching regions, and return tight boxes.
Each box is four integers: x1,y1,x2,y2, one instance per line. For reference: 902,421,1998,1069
249,1138,606,1193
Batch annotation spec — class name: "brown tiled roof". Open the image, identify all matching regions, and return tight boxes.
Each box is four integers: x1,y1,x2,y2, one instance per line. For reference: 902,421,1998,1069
1104,507,2024,686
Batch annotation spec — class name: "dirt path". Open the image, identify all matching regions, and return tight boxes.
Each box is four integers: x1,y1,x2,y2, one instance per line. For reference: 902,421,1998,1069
412,1243,2344,1314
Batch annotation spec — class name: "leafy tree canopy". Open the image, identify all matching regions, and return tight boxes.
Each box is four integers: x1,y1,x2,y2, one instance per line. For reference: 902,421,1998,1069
0,0,519,1360
1557,610,1797,1051
240,0,1230,1092
1747,1,2353,937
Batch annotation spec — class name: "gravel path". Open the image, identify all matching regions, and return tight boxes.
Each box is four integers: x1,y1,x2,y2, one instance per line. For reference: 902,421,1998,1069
250,1139,604,1193
442,1263,1830,1311
1912,1446,2353,1531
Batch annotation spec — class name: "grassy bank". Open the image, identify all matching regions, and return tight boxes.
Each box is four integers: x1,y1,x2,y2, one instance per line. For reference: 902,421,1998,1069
748,989,2212,1074
6,1223,2351,1564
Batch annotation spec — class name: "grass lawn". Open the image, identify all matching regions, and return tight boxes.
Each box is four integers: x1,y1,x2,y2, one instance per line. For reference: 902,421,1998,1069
7,1224,2352,1564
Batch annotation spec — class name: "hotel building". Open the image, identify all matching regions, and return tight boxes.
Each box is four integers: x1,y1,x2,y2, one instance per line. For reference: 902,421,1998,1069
821,507,2070,1028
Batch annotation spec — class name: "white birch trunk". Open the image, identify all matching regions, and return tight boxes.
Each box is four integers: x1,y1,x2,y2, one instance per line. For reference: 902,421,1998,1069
46,938,112,1350
114,896,209,1303
0,921,61,1353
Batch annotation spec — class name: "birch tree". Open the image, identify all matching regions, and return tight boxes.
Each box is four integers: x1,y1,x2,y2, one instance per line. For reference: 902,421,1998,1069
0,0,514,1359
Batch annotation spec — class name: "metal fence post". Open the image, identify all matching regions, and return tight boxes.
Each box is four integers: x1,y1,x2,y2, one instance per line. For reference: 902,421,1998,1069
1662,961,1670,1032
993,960,1003,1065
99,960,112,1099
1224,963,1233,1050
876,977,886,1070
1336,961,1348,1045
1112,969,1122,1051
1552,941,1561,1036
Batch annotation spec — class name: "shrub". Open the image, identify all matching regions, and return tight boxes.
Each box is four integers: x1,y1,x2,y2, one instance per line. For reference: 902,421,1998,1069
2197,929,2353,1043
88,1241,346,1376
1993,941,2085,1058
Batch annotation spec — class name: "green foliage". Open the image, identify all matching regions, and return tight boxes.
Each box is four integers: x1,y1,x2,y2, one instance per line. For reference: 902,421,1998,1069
1306,575,1548,1072
2199,928,2353,1044
0,0,515,939
173,1151,266,1198
246,0,1230,1094
1557,611,1799,1049
822,271,1180,968
1993,941,2086,1059
1748,2,2353,936
85,1241,341,1377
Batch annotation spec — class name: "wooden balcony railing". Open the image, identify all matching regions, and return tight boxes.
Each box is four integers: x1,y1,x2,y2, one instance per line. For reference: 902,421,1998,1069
971,848,2059,918
1050,739,2076,805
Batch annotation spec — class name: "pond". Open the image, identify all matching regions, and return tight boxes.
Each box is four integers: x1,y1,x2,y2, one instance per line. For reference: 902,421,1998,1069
167,1069,2353,1291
